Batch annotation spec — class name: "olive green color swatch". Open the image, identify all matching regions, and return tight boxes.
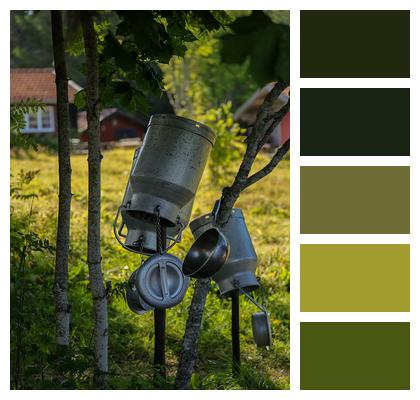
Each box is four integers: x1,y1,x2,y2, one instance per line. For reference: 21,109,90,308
300,322,410,390
300,166,410,234
300,10,410,78
300,244,410,312
300,88,410,156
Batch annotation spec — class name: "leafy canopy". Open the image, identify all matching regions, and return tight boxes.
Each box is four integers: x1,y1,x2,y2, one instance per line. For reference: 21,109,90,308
76,11,229,113
220,11,290,85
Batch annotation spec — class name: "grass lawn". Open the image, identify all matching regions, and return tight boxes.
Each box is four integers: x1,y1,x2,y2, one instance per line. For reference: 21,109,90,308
10,146,290,389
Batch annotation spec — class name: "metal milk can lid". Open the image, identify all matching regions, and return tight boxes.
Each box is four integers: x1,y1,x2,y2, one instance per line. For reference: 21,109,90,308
148,114,215,145
135,253,190,309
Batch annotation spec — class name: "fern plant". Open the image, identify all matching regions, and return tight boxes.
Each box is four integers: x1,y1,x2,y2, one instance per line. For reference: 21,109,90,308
10,98,45,151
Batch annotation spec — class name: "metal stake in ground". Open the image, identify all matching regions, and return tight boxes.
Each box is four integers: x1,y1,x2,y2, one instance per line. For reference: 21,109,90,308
154,209,166,382
231,289,240,375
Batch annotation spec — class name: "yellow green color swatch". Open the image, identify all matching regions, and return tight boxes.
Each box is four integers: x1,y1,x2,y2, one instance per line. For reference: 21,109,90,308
300,244,410,312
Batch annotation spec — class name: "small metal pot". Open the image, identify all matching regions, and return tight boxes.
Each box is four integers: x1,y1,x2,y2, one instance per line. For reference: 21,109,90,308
135,253,190,309
234,283,273,348
190,208,259,295
252,311,272,347
182,228,230,278
126,269,154,315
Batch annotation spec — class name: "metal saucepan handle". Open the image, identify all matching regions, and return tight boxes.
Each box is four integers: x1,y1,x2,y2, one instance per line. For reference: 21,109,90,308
233,281,268,314
211,198,222,223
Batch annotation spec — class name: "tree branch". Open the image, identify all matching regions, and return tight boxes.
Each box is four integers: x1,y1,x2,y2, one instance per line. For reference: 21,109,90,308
256,100,290,153
244,139,290,189
215,81,289,226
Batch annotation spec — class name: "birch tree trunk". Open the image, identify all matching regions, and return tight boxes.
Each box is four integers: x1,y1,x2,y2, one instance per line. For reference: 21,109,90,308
81,11,108,389
176,82,290,389
51,10,72,347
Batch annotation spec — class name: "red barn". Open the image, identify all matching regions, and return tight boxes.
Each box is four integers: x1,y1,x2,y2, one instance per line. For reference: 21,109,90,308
234,83,290,148
78,108,147,143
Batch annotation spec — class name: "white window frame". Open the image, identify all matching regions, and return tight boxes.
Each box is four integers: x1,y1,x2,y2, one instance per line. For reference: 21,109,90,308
22,106,55,133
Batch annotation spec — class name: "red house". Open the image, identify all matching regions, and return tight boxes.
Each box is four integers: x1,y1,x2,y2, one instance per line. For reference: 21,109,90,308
10,68,81,134
234,83,290,148
78,108,147,143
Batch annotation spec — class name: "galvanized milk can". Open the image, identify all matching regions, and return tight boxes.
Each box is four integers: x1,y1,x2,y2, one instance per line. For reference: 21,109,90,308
114,114,214,254
127,114,215,227
116,187,194,254
190,208,259,296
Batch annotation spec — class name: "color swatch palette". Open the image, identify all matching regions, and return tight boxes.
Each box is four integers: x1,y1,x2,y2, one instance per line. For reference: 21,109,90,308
299,9,410,390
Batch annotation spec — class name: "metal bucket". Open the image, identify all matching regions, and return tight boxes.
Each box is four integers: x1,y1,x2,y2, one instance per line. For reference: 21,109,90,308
115,146,195,254
127,114,215,227
190,208,259,296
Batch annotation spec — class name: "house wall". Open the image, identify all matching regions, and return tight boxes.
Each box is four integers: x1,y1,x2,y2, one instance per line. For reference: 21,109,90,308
80,114,146,142
52,105,78,135
280,112,290,145
21,104,78,136
270,111,290,148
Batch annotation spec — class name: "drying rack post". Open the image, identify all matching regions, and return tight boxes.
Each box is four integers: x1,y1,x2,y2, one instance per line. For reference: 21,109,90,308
231,289,240,375
153,223,166,382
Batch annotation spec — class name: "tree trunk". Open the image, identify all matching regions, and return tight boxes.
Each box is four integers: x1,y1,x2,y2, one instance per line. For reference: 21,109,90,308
175,278,210,389
176,82,290,389
81,11,108,389
175,192,238,389
51,10,72,348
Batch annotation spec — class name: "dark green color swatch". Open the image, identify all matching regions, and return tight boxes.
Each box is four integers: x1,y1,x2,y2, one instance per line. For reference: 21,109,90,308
300,88,410,156
300,166,410,234
300,10,410,78
300,322,410,390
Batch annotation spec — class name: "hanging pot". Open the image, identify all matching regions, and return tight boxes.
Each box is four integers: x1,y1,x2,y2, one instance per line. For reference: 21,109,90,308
182,227,230,278
126,268,154,315
252,311,272,347
127,114,215,227
135,253,190,309
234,283,272,348
190,207,259,295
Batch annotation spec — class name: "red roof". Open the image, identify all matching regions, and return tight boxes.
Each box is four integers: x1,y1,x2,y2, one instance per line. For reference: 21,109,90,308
10,68,81,104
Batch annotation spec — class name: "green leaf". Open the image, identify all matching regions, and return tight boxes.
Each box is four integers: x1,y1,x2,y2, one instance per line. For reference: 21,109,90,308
74,90,86,109
190,372,200,389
